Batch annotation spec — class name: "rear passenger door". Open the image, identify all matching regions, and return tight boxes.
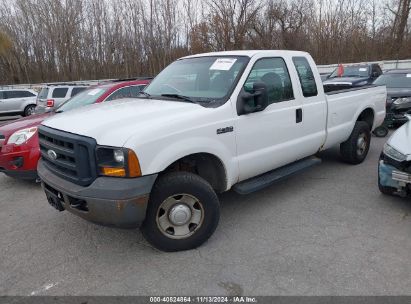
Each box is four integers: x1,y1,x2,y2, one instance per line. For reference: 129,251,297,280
292,56,327,153
1,91,26,113
235,57,305,181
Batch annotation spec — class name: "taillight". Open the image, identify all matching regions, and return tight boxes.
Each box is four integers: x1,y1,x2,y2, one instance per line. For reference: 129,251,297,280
46,99,55,107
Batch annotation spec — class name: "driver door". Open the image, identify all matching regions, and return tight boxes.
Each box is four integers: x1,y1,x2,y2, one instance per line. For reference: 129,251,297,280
235,57,304,181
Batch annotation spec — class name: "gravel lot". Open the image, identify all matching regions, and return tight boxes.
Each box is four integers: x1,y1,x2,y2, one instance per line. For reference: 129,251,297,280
1,134,410,296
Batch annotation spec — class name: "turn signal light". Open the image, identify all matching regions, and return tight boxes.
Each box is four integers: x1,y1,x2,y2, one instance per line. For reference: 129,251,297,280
100,167,126,177
128,149,142,177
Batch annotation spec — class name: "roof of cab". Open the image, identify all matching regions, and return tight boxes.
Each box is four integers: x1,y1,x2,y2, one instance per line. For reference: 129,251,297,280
180,50,310,60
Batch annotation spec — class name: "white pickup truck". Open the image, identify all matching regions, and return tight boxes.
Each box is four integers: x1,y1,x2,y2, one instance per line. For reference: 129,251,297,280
37,50,386,251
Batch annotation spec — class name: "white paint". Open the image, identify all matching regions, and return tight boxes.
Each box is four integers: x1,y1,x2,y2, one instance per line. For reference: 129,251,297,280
88,88,102,95
42,50,386,191
30,282,58,296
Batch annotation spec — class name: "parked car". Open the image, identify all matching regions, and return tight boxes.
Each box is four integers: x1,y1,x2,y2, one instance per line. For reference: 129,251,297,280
378,115,411,197
373,69,411,127
0,78,151,180
35,84,89,113
323,63,383,91
0,89,38,117
37,50,386,252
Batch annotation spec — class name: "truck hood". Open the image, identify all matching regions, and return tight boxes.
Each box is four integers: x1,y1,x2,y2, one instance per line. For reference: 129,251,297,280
387,118,411,159
0,113,52,139
41,98,208,147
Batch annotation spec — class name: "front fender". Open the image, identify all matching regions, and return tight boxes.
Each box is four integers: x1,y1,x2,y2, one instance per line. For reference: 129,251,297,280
139,136,238,190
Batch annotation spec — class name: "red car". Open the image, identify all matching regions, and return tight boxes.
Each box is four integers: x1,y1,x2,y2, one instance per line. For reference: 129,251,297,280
0,78,151,180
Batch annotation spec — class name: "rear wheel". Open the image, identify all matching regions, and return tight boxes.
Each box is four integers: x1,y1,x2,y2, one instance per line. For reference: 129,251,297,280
340,121,371,164
23,105,36,117
141,172,220,252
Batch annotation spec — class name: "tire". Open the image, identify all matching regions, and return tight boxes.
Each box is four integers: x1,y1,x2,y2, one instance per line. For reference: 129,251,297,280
141,172,220,252
340,121,371,164
373,126,389,138
23,105,36,117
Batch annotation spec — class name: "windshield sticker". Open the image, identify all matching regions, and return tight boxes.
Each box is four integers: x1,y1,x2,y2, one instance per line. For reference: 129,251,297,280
359,68,368,72
407,74,411,78
210,58,237,71
87,89,101,96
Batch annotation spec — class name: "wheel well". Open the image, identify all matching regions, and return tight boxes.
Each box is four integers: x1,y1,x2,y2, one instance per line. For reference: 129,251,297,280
161,153,227,193
357,108,374,130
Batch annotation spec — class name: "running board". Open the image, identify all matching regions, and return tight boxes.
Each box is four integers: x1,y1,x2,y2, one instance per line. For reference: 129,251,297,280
233,156,322,195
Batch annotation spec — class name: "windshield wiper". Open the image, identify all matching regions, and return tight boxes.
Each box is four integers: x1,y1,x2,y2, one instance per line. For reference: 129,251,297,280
160,94,196,103
139,91,151,98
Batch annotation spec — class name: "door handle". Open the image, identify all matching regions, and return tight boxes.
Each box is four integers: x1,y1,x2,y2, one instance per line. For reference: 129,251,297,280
296,108,302,123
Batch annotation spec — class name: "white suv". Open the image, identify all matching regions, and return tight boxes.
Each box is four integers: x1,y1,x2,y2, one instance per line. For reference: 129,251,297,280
0,89,38,116
36,85,88,113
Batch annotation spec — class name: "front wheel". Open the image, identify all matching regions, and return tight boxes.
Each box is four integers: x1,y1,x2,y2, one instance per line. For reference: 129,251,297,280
340,121,371,164
141,172,220,252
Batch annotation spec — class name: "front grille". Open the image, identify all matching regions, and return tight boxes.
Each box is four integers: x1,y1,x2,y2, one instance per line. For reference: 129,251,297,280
38,125,97,186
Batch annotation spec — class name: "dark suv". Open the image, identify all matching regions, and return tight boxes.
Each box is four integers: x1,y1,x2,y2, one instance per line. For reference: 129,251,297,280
374,69,411,126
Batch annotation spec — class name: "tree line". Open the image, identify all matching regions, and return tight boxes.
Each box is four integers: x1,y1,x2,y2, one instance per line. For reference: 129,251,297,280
0,0,410,84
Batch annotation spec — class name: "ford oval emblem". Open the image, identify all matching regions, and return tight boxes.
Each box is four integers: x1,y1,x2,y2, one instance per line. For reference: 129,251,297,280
47,149,58,161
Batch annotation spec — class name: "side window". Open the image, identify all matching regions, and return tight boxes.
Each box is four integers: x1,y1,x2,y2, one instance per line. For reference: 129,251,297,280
6,91,26,99
372,65,382,77
0,91,4,99
22,91,36,97
244,58,294,104
292,57,318,97
71,87,86,97
52,88,69,98
106,87,132,101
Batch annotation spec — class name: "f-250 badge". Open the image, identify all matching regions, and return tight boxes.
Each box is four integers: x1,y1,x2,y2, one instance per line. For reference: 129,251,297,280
216,126,234,135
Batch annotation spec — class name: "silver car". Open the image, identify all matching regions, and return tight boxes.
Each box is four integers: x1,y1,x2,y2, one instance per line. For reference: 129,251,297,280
36,85,88,113
0,89,38,116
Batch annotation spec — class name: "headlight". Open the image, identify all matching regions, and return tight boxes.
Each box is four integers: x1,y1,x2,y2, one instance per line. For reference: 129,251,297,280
393,97,411,105
7,127,38,145
383,143,407,161
96,147,141,177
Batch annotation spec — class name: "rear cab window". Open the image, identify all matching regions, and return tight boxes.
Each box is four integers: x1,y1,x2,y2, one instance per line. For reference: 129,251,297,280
292,57,318,97
52,88,69,98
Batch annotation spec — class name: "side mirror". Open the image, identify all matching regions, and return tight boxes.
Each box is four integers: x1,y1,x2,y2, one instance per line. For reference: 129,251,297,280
237,82,269,115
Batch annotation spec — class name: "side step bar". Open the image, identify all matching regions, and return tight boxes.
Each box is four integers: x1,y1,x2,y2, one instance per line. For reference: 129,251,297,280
233,156,322,195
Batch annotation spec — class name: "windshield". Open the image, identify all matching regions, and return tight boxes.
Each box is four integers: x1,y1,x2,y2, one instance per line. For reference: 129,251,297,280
373,73,411,88
144,56,249,104
56,87,107,112
329,65,369,78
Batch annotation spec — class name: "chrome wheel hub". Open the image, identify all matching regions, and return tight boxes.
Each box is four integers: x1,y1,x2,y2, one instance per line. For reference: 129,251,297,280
169,204,192,226
156,194,204,239
357,133,367,156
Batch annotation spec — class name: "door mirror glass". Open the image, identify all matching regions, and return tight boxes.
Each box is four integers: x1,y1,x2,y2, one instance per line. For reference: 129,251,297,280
237,82,268,115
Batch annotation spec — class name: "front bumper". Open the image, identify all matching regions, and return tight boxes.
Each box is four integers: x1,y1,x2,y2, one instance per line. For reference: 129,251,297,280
38,159,158,228
379,159,411,196
0,144,40,180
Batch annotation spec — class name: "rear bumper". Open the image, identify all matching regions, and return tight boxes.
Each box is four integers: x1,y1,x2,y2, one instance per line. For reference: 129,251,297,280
38,160,157,228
